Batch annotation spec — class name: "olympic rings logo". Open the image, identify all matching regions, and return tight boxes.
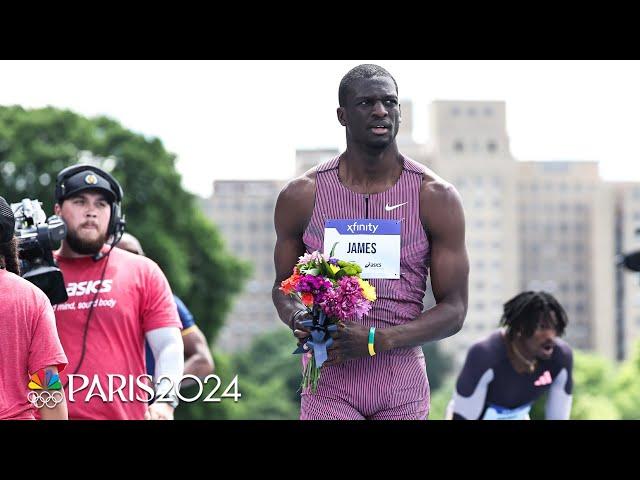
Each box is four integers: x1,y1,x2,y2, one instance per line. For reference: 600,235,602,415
27,390,64,409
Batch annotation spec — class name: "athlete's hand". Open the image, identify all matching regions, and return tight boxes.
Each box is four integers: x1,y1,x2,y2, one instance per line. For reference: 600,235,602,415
147,402,175,420
324,321,370,366
292,311,312,347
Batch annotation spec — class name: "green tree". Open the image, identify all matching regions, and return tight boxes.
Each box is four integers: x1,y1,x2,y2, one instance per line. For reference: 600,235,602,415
612,341,640,419
177,328,300,420
428,376,456,420
422,342,454,391
0,105,250,342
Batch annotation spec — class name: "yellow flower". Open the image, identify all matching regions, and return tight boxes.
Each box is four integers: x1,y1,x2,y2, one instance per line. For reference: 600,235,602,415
328,264,340,275
358,279,377,302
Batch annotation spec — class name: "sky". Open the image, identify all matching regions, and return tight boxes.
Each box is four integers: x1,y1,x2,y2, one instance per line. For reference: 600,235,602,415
1,60,639,197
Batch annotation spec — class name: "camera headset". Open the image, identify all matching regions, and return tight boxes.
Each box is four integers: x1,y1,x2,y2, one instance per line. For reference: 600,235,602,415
55,164,126,260
55,164,127,385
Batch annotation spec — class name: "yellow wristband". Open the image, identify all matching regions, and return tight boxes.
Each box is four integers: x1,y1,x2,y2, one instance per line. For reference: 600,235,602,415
368,327,376,356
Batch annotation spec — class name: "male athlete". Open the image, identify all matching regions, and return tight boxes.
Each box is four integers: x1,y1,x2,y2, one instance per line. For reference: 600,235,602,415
448,291,573,420
273,64,469,420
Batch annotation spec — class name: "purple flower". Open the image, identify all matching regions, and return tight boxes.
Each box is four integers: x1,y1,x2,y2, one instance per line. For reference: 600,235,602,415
296,274,333,303
319,276,372,320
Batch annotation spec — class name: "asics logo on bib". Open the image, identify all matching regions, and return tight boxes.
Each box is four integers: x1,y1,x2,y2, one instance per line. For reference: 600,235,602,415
346,222,379,234
66,279,113,297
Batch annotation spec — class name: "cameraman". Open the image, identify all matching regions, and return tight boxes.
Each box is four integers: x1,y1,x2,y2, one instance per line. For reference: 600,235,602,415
0,196,68,420
51,165,184,420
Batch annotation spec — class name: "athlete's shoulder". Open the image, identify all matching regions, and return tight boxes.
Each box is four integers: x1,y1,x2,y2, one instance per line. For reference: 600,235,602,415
465,330,504,366
551,337,573,368
275,169,318,233
418,165,461,205
277,165,318,203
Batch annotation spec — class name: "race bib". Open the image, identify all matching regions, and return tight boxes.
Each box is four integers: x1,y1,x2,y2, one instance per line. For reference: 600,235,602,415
482,403,532,420
324,219,400,279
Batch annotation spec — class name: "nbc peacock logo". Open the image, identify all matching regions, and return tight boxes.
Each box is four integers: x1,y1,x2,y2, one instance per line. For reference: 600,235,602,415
27,370,64,409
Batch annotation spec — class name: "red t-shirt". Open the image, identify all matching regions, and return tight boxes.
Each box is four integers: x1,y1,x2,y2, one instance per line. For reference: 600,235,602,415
53,246,181,420
0,269,68,420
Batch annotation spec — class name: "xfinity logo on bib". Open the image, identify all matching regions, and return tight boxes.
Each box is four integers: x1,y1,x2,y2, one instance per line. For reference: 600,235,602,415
346,222,379,234
66,279,113,297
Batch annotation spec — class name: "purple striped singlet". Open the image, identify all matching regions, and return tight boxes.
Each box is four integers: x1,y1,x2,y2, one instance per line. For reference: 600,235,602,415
300,155,431,420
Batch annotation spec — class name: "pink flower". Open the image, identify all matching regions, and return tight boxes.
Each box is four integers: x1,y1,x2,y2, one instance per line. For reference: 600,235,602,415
319,276,372,320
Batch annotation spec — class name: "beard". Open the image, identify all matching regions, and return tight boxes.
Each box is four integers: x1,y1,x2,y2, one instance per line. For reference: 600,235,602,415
65,226,108,255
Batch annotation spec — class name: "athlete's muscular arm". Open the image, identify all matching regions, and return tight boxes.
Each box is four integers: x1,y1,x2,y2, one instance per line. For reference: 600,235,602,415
324,176,469,365
272,172,316,343
545,348,573,420
382,177,468,349
450,344,494,420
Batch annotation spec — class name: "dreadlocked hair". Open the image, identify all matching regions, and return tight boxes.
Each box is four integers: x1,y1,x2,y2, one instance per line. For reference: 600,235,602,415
0,237,20,275
499,291,568,340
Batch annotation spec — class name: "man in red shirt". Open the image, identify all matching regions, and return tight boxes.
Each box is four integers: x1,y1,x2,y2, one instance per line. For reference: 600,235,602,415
51,164,184,420
0,195,68,420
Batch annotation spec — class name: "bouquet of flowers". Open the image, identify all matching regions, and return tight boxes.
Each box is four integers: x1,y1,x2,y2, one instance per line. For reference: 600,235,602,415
279,247,377,393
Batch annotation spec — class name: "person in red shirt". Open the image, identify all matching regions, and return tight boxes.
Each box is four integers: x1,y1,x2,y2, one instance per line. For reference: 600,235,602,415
51,165,184,420
0,196,68,420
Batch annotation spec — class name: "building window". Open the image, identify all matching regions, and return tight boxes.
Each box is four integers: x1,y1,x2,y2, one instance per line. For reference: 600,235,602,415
468,107,477,116
484,106,493,116
453,140,464,152
451,107,460,116
487,141,498,153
